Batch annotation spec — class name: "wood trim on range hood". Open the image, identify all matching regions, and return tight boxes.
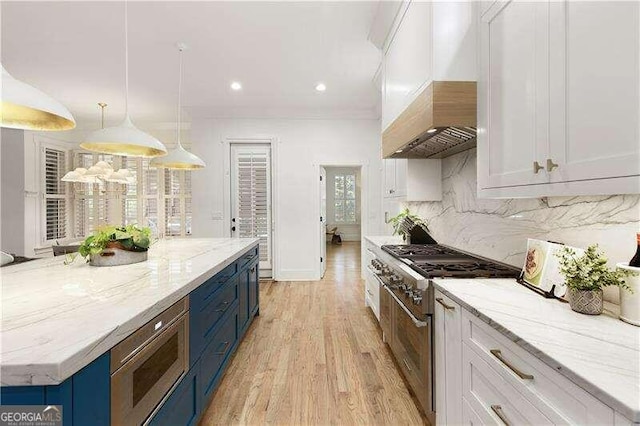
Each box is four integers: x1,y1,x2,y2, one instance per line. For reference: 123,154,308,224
382,81,477,159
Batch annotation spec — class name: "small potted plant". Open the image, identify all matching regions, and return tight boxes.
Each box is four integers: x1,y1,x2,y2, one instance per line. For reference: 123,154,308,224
78,224,152,267
556,245,635,315
388,208,429,242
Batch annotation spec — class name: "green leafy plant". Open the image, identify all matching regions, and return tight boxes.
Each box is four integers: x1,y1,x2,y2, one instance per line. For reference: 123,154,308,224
388,208,428,238
78,224,151,260
555,245,636,292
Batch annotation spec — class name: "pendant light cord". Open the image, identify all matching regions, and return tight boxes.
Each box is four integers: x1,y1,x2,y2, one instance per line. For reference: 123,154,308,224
124,0,129,117
177,46,183,148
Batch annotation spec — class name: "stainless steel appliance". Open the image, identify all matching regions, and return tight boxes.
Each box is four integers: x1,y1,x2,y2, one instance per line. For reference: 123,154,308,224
111,297,189,426
368,243,520,423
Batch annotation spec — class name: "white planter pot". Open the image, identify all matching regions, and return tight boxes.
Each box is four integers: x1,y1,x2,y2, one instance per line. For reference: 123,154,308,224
90,247,148,267
617,263,640,326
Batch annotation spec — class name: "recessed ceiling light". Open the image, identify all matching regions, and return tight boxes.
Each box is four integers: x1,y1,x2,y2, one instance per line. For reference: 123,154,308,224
315,83,326,92
427,128,437,134
395,150,403,153
230,81,242,91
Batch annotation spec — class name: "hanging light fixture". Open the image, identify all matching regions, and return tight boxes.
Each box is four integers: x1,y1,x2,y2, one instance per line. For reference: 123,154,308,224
151,43,205,170
80,2,167,157
0,64,76,131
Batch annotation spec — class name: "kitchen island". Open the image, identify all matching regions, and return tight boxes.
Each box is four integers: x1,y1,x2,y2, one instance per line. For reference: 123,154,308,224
1,238,260,426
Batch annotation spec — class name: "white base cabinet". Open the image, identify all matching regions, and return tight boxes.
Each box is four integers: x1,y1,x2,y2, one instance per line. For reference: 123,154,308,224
478,0,640,198
434,291,634,425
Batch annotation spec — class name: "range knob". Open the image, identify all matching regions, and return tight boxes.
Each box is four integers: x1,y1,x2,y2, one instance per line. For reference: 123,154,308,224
389,274,403,285
404,287,414,297
380,266,391,276
412,294,423,305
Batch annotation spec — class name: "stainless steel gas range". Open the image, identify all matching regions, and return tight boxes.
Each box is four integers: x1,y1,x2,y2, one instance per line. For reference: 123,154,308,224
367,242,520,423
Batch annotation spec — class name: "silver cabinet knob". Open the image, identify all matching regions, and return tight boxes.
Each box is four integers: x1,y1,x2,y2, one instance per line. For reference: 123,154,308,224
546,158,559,171
533,161,544,174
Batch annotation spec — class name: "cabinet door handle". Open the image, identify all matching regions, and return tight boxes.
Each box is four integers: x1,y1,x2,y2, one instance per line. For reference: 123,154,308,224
389,189,395,194
546,158,559,171
215,341,231,355
490,349,534,380
402,358,412,372
215,301,231,312
436,297,455,311
367,289,373,296
491,405,511,426
533,161,544,174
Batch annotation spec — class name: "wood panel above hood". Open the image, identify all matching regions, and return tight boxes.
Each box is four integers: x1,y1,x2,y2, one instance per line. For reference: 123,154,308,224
382,81,477,159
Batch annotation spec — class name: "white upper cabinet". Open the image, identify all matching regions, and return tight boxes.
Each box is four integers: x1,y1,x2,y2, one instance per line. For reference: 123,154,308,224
382,2,432,131
381,1,477,133
383,158,442,201
548,1,640,184
478,0,640,197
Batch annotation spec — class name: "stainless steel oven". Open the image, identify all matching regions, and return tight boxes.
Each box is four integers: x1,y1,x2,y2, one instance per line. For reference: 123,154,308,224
110,297,189,426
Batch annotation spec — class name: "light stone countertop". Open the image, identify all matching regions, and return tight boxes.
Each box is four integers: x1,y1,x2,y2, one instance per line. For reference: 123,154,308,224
363,235,404,249
432,277,640,422
0,238,259,386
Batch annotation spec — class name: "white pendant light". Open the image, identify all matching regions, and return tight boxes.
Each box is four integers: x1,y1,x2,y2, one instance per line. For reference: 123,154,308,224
150,44,205,170
0,64,76,131
80,2,167,158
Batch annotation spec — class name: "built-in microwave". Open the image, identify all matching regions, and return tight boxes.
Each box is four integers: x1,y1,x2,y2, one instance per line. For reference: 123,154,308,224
110,297,189,426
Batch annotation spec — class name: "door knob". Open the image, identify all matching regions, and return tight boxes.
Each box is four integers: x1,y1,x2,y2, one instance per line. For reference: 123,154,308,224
533,161,544,174
546,158,559,172
231,226,236,232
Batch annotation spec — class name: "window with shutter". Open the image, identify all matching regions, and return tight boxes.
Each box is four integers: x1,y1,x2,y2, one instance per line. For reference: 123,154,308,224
43,147,68,242
334,173,356,223
231,144,271,268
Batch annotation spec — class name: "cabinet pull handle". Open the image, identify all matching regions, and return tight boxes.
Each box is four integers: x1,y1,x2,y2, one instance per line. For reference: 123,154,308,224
215,341,231,355
491,405,511,426
546,158,559,171
389,189,395,194
490,349,534,380
402,358,412,372
436,297,455,311
367,289,373,296
533,161,544,174
215,301,231,312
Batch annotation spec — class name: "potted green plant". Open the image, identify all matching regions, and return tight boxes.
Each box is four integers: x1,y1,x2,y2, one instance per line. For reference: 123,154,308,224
388,208,428,242
78,224,152,267
556,245,635,315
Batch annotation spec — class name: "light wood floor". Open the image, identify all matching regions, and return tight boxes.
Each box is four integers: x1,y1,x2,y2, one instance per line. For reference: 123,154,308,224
199,242,425,425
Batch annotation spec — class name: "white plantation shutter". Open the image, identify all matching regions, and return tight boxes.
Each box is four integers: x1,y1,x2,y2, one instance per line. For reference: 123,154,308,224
43,147,68,241
232,146,271,267
121,156,139,225
163,169,191,237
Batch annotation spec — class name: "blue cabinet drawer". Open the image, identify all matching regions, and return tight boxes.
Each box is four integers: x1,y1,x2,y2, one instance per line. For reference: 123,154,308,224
190,276,237,363
238,247,258,269
200,306,238,400
148,362,199,426
191,263,237,310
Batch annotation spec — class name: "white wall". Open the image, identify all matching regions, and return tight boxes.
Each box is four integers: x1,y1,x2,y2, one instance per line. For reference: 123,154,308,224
190,117,383,280
325,166,361,241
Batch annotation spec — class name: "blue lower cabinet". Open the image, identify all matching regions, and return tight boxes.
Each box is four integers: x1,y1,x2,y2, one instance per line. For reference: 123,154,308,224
248,259,259,317
238,268,249,333
149,362,200,426
200,305,238,401
0,352,109,426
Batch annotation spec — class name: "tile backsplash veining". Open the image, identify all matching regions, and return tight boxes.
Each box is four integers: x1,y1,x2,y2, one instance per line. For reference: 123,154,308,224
406,148,640,303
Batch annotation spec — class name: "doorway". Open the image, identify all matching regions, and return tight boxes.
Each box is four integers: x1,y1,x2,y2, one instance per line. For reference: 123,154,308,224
230,143,273,277
320,166,362,279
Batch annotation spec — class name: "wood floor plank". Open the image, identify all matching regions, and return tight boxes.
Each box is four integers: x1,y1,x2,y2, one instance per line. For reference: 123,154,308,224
199,242,425,426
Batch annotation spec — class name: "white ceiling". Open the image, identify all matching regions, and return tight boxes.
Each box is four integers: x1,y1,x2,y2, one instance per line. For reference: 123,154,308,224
1,1,382,128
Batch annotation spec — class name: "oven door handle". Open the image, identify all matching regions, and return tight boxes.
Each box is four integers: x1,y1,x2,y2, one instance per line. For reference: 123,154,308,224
383,285,428,328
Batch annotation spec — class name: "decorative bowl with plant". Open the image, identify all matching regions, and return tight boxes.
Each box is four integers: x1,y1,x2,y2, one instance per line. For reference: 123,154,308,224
556,244,635,315
77,224,152,266
388,208,428,240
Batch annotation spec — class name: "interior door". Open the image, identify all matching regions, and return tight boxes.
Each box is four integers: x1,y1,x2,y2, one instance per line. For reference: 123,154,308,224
231,144,272,275
320,167,327,278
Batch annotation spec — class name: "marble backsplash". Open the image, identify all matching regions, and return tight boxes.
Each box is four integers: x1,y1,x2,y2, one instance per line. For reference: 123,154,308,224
406,148,640,302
